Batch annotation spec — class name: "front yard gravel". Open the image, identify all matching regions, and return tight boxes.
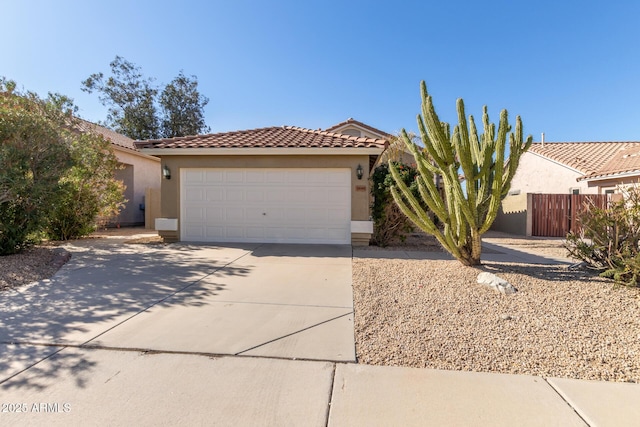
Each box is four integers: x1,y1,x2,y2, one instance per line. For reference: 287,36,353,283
353,237,640,383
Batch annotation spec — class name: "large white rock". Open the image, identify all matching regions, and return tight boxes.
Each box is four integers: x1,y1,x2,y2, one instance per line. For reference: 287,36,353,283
477,272,517,295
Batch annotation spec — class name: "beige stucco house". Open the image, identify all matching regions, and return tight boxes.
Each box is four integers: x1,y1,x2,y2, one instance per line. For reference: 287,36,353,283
136,126,388,245
494,141,640,234
77,120,161,227
508,141,640,196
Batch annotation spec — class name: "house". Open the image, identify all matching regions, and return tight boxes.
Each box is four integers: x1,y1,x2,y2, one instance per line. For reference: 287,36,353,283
76,119,161,227
326,118,415,165
508,141,640,196
494,140,640,235
135,126,388,245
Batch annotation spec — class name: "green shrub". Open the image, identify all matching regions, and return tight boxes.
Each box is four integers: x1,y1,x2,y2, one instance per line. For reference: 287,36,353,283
565,185,640,287
1,78,125,250
370,161,422,246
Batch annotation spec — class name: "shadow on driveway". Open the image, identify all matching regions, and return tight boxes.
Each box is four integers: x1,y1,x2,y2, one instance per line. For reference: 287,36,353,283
0,241,253,391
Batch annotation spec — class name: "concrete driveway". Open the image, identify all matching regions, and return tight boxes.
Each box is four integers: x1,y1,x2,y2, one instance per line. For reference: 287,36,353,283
0,239,355,385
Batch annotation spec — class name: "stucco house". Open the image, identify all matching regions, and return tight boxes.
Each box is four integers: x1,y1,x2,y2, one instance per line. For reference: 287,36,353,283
509,141,640,196
136,126,387,245
494,140,640,235
77,119,161,227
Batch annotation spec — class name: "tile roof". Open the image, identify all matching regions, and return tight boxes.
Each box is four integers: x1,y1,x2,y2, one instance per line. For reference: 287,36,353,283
527,141,640,175
134,126,388,150
580,144,640,180
324,118,391,138
75,118,138,151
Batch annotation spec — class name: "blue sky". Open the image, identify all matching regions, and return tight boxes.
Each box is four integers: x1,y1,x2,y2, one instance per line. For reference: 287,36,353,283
3,0,639,142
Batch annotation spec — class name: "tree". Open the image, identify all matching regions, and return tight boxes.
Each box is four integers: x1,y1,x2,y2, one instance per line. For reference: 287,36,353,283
160,71,210,138
82,57,210,140
0,78,125,253
1,79,73,253
45,130,125,241
82,56,160,140
390,81,532,266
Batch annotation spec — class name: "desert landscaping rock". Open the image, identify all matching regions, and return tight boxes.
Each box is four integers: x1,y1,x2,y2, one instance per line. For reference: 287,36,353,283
0,246,64,292
477,271,517,294
353,235,640,383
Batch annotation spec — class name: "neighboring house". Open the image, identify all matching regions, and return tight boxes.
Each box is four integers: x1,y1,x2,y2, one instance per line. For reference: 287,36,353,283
76,119,161,227
509,141,640,196
494,140,640,235
136,126,388,245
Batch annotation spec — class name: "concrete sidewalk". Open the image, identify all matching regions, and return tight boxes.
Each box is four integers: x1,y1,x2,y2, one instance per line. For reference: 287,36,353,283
1,348,639,426
2,235,639,426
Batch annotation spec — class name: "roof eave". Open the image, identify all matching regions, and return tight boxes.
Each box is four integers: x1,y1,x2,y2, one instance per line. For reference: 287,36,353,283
579,170,640,182
138,147,386,156
113,144,160,161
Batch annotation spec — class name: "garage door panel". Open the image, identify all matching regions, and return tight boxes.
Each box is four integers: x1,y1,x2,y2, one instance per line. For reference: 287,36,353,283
185,225,205,239
225,207,245,221
185,188,204,202
245,171,264,183
245,226,265,239
184,170,204,183
328,208,349,221
245,189,265,202
206,188,224,202
245,208,266,221
328,189,349,204
265,189,285,203
226,171,244,183
225,226,245,238
225,190,244,202
206,207,224,222
184,206,204,221
266,171,285,183
204,170,224,183
181,168,351,244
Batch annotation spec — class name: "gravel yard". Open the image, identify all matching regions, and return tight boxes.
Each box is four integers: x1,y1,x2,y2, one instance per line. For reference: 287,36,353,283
0,246,64,292
353,233,640,383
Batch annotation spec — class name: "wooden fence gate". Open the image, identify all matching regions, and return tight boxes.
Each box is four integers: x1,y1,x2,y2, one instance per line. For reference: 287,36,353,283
530,194,609,237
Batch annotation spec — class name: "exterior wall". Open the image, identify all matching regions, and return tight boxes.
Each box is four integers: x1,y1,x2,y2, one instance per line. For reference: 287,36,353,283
510,152,596,195
492,193,528,235
113,148,161,227
157,154,372,244
585,176,640,194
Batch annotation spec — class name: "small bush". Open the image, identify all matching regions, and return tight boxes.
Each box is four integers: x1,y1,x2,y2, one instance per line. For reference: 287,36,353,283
565,185,640,287
371,162,422,246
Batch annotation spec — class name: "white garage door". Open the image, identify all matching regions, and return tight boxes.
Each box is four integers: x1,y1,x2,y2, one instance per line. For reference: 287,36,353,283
181,168,351,244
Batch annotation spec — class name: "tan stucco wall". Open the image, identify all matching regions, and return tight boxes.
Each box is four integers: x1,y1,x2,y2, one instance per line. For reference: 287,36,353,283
114,148,161,226
510,152,597,195
492,193,528,235
157,154,372,242
585,176,640,194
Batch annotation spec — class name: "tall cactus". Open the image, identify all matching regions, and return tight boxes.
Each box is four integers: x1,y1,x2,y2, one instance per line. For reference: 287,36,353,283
390,81,532,266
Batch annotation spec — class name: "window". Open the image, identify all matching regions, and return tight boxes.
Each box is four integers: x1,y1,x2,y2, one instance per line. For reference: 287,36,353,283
604,189,615,195
570,188,580,195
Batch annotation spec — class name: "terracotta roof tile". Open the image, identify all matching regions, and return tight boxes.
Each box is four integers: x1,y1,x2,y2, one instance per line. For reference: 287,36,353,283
325,118,391,138
580,144,640,180
75,118,138,151
134,126,388,150
527,141,640,175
